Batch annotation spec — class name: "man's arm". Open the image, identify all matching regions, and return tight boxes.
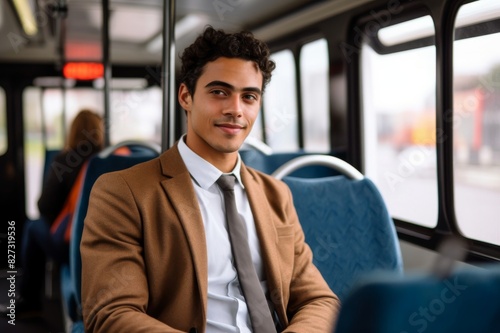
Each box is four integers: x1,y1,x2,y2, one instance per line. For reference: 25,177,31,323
81,172,184,333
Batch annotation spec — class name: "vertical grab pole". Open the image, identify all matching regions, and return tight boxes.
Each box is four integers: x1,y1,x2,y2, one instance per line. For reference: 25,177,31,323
102,0,111,147
56,0,68,143
161,0,176,151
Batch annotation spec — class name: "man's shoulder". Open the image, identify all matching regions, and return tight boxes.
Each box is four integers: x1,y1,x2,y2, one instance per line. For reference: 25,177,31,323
94,146,182,186
119,155,162,177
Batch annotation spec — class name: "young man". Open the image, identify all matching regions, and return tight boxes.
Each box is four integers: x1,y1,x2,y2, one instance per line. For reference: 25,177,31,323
81,26,340,332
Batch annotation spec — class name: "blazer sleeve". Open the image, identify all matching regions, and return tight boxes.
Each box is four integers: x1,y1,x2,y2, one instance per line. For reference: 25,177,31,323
81,172,185,333
281,183,341,332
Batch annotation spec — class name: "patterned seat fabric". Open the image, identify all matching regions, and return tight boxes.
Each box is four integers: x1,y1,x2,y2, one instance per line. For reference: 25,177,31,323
334,264,500,333
282,175,403,301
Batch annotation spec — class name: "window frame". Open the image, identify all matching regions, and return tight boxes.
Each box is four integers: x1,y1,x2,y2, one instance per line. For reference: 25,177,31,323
264,32,331,152
351,0,500,262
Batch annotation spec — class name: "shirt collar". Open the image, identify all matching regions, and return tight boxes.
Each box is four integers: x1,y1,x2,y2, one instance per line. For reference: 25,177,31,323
177,134,244,190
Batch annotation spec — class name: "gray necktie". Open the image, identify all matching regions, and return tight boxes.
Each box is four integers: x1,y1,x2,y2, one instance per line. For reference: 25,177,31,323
217,175,276,333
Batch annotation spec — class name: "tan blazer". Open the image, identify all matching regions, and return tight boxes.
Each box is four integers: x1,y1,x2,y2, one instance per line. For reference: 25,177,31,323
81,144,340,333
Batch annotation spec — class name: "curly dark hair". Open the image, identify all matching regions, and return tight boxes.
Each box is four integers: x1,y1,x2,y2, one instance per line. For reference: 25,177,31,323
179,26,276,95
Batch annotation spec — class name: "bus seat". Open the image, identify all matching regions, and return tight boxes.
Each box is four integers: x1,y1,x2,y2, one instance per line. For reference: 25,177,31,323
240,149,272,173
272,155,403,300
97,139,161,158
241,150,347,177
334,264,500,333
240,136,273,155
60,140,160,328
42,149,62,300
43,149,61,182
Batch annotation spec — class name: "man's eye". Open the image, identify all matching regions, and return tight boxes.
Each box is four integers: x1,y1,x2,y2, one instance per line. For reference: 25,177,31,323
244,94,258,101
211,89,226,96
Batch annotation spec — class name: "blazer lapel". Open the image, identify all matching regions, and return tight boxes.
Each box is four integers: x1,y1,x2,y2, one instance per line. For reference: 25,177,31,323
241,165,283,305
158,145,208,321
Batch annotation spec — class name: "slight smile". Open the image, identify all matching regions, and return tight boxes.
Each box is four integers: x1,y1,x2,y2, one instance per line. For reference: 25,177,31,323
215,123,245,135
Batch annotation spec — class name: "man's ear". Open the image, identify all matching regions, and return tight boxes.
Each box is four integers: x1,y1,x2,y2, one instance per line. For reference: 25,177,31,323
178,83,192,111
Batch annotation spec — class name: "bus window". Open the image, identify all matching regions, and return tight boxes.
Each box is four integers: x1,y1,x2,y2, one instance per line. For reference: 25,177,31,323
263,49,299,152
38,84,162,146
300,38,330,152
24,88,46,219
361,15,438,228
42,88,66,150
0,88,6,155
248,112,264,142
109,86,162,145
24,87,75,219
453,0,500,245
23,82,162,220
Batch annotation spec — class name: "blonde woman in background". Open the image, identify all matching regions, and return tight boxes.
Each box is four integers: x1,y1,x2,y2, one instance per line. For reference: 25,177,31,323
0,109,104,319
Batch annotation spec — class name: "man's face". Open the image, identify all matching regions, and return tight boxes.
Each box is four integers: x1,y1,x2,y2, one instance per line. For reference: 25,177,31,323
179,57,263,166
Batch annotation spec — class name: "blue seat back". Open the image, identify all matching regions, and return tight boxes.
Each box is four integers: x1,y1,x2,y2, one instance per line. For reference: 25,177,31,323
282,175,403,300
240,150,346,177
65,144,159,320
43,149,61,182
335,265,500,333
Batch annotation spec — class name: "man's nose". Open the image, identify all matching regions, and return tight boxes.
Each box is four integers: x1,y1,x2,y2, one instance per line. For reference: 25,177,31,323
223,95,243,117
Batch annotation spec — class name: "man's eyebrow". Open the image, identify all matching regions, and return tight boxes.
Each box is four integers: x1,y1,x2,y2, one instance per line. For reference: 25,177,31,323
205,80,262,95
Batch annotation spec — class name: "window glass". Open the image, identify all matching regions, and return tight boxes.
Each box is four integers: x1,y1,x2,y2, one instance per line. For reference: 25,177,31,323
248,111,264,141
44,86,162,145
109,87,162,145
362,15,438,228
0,88,6,155
453,0,500,245
23,87,44,219
43,88,65,149
263,49,298,152
23,84,162,219
300,38,330,152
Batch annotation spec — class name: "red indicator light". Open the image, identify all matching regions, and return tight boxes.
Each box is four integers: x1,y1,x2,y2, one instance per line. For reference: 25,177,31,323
63,62,104,80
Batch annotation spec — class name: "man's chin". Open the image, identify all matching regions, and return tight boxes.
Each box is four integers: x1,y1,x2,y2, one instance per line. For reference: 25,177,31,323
213,141,244,154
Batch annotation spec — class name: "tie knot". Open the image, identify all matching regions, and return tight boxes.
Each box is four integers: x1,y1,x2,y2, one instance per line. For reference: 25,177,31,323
217,174,236,191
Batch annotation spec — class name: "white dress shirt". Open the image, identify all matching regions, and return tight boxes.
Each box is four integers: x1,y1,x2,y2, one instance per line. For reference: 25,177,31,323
178,136,268,333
